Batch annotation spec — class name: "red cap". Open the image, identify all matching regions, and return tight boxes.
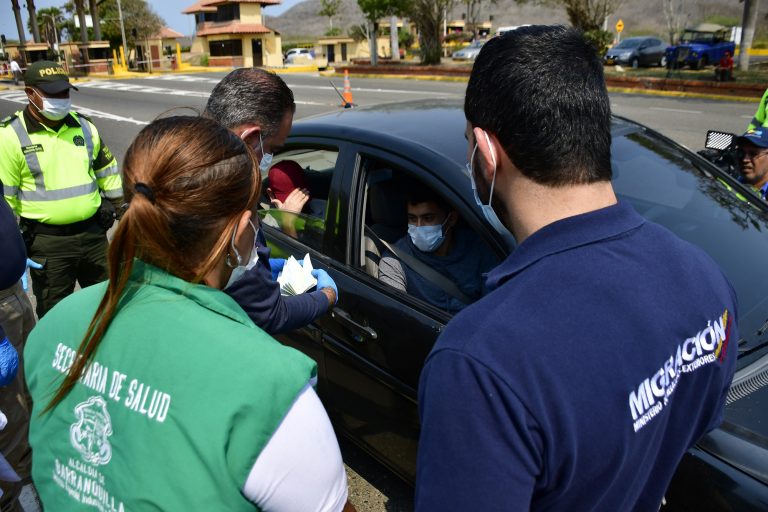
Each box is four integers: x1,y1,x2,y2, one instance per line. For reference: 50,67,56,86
268,160,308,202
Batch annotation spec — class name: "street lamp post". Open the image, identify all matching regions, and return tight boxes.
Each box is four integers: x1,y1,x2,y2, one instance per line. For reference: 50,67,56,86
116,0,128,57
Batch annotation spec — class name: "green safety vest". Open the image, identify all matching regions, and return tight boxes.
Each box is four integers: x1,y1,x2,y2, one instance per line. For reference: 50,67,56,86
748,88,768,131
0,110,122,225
25,261,316,510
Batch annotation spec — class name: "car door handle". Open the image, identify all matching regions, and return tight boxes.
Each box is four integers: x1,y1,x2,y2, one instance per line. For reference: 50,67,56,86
331,308,378,342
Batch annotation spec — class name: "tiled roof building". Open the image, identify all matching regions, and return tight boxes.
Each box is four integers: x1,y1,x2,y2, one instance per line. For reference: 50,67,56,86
182,0,283,67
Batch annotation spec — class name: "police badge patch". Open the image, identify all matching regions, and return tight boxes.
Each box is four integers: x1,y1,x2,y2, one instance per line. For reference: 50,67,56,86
73,135,85,146
70,396,113,466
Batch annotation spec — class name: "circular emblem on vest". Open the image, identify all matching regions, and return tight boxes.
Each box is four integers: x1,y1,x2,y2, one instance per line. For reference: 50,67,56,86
73,135,85,146
70,396,113,466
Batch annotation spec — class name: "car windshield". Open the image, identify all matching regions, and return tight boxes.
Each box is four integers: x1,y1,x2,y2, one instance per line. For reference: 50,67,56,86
611,123,768,370
681,31,716,43
468,41,484,48
614,39,642,49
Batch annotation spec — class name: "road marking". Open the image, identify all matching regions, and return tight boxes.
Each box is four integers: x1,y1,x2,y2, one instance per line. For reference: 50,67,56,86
648,107,702,114
141,74,460,96
0,90,148,125
77,80,212,98
143,75,219,83
288,83,460,96
76,80,336,106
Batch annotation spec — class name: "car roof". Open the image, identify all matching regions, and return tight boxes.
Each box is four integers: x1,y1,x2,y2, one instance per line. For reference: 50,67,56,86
293,99,643,167
293,99,471,167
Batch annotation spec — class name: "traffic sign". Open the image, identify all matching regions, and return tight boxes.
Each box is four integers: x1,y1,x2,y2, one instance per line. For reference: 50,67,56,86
616,19,624,33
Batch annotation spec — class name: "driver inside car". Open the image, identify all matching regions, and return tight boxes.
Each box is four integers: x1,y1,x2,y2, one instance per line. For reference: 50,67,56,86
377,182,498,313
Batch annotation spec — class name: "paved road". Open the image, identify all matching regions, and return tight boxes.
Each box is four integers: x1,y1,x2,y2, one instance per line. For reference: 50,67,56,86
0,71,761,511
0,71,760,159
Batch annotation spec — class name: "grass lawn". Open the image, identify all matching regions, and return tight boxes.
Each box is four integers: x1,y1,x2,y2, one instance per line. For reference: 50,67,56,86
604,65,768,84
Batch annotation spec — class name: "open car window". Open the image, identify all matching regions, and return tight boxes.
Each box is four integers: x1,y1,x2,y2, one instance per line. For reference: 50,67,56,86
258,147,339,252
358,156,500,315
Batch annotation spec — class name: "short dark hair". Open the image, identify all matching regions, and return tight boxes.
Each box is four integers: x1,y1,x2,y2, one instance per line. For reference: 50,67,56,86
465,25,612,186
404,179,452,212
204,68,296,139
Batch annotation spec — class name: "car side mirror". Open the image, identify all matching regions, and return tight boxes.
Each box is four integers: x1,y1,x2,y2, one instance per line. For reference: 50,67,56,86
704,130,735,151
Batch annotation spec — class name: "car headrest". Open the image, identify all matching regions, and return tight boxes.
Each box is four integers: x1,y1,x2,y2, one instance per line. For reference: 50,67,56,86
368,172,406,228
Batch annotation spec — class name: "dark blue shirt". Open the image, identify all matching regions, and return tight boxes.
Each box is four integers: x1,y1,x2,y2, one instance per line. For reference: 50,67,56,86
737,175,768,199
417,202,738,511
224,228,329,334
379,226,499,313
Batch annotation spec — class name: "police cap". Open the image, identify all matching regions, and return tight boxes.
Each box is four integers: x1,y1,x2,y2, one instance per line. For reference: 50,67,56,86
24,60,79,94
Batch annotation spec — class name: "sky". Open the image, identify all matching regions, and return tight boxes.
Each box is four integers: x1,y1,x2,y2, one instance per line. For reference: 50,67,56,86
0,0,305,43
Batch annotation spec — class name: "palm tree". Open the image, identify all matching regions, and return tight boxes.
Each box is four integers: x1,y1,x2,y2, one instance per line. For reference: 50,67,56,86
31,7,67,46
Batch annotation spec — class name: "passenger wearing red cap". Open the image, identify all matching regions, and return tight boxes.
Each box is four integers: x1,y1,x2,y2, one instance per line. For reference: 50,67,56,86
267,160,325,218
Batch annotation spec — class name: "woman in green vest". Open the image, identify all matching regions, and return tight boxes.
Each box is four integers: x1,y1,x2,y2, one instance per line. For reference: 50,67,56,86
24,116,354,511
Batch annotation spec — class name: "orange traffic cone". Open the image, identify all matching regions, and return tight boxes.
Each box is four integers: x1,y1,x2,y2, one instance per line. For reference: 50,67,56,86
342,69,354,108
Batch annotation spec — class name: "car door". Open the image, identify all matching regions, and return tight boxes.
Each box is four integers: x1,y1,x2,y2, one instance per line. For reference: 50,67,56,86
315,143,503,482
257,138,352,394
649,38,665,65
637,39,657,66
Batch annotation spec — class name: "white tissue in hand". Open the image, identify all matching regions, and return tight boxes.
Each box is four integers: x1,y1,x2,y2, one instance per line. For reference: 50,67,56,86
277,254,317,296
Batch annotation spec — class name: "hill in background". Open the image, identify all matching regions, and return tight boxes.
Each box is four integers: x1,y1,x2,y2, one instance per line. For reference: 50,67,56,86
268,0,755,43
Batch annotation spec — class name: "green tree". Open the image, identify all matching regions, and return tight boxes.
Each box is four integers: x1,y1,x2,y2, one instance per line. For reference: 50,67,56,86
349,23,370,42
662,0,686,45
28,6,67,46
516,0,621,53
319,0,343,32
410,0,453,65
62,0,164,48
462,0,497,39
357,0,410,64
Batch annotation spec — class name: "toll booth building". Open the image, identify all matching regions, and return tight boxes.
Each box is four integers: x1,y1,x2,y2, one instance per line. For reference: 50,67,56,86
182,0,283,67
136,27,185,72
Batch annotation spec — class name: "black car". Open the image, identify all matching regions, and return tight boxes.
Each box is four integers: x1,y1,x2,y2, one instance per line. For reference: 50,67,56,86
260,99,768,510
604,36,668,68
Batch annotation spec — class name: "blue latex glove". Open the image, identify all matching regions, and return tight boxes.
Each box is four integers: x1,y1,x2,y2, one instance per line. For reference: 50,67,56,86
312,269,338,304
269,258,286,281
21,258,43,292
0,337,19,387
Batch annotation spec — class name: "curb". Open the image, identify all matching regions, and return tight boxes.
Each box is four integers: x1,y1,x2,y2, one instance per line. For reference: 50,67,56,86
331,72,469,83
1,70,757,103
605,86,759,102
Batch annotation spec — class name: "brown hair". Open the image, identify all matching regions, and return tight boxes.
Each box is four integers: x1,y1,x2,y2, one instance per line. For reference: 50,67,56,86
45,116,260,411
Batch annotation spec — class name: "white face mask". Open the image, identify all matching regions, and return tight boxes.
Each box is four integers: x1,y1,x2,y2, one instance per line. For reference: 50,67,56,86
408,217,448,253
32,90,71,121
258,132,273,173
224,220,260,289
467,130,515,245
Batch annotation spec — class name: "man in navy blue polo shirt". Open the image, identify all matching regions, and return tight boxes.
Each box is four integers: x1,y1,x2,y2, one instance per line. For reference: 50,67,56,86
416,25,738,511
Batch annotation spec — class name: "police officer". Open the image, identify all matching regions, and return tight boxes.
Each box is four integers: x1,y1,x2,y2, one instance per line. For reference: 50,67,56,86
0,61,123,318
747,87,768,131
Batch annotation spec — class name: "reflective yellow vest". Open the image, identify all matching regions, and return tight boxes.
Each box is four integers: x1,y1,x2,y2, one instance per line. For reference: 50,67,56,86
748,88,768,131
0,109,122,225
